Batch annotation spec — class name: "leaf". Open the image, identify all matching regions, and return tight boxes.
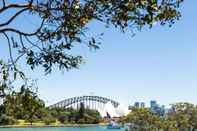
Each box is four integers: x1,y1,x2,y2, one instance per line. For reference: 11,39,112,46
19,71,25,79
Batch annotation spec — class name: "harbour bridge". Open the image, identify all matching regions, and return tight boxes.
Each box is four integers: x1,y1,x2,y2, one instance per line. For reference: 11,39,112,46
49,96,120,110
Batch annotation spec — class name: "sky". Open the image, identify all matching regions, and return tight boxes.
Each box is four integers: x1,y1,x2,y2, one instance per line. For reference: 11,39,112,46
0,1,197,107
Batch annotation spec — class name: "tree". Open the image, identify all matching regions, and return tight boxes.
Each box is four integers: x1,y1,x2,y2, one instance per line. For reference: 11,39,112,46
0,114,16,125
77,103,101,124
84,109,101,124
168,103,197,131
3,86,45,125
161,119,178,131
48,106,101,124
20,87,45,125
78,102,85,119
0,0,183,93
124,107,163,131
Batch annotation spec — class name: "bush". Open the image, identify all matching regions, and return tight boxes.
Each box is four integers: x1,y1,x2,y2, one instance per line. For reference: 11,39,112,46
77,118,86,124
44,117,56,125
58,115,68,124
0,115,16,125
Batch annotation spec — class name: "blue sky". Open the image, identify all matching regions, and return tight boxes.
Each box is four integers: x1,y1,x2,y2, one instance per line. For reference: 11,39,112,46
0,1,197,107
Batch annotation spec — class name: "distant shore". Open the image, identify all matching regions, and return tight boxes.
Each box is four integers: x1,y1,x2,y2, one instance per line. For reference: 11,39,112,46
0,123,107,128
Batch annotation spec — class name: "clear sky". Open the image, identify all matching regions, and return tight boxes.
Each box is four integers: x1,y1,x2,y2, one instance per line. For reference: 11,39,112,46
0,1,197,107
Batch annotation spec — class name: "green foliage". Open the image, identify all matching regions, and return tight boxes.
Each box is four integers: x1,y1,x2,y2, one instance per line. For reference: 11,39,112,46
0,60,26,98
1,88,102,126
77,118,86,124
83,108,102,124
0,0,184,107
125,107,162,130
3,86,45,125
57,115,68,124
78,103,85,119
0,0,183,80
43,116,56,125
49,105,102,124
76,103,102,124
124,102,197,131
168,103,197,130
0,114,16,125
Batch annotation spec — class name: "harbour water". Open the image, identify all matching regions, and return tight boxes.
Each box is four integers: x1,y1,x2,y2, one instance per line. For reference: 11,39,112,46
0,126,125,131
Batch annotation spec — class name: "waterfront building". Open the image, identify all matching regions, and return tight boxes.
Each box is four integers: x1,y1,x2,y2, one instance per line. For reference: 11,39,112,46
134,102,140,108
150,100,157,108
150,100,165,116
129,101,146,109
141,102,145,108
128,100,166,116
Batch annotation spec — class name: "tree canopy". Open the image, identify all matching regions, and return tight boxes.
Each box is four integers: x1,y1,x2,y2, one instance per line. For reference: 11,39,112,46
0,0,183,94
2,86,45,125
124,103,197,131
0,94,102,125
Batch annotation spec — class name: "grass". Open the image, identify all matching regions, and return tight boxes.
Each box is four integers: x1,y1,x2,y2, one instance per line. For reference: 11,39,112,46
5,119,56,127
0,120,103,128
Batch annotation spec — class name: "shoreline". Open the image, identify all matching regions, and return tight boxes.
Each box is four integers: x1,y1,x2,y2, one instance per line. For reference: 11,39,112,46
0,123,107,128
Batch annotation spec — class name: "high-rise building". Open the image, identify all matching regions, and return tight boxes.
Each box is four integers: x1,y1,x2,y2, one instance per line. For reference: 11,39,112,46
134,102,140,108
128,102,146,109
141,102,145,108
150,100,165,116
150,100,157,108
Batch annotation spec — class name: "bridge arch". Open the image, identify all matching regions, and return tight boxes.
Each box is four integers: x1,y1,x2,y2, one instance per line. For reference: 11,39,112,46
49,96,120,110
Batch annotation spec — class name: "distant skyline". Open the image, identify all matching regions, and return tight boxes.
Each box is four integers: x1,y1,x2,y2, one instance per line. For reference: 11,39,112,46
0,1,197,107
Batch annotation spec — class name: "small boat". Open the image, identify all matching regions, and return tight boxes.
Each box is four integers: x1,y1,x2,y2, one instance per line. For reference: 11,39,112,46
107,121,121,129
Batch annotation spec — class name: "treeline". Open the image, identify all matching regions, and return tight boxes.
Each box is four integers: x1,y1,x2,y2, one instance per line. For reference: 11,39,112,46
1,86,197,130
0,87,101,125
123,103,197,131
49,103,101,124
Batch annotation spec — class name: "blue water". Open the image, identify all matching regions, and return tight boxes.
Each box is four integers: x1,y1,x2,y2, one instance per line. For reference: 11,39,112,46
0,126,125,131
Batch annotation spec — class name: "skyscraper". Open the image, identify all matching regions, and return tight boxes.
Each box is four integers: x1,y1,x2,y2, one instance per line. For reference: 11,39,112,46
150,100,165,116
141,102,145,108
150,100,157,109
134,102,140,108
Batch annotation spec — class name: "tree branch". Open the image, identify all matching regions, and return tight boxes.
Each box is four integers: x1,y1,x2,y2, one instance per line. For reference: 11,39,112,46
0,19,45,36
0,8,29,27
0,28,38,36
24,36,43,51
2,0,6,7
0,4,29,13
19,34,25,49
3,32,15,68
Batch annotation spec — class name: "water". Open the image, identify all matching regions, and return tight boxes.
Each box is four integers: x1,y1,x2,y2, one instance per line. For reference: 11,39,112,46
0,126,125,131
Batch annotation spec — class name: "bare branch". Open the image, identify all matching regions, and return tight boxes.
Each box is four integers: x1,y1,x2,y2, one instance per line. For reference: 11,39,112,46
3,32,15,68
0,19,45,36
19,34,25,49
24,36,43,51
0,28,38,36
0,4,29,13
2,0,6,7
14,53,26,64
0,8,29,27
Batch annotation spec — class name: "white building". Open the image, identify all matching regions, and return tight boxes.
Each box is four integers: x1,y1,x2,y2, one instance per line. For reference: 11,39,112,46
98,102,130,118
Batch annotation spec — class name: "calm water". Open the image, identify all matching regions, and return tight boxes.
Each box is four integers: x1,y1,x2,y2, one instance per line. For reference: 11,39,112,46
0,126,125,131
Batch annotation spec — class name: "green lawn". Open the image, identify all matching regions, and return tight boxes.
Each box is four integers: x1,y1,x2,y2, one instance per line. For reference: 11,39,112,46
13,119,59,126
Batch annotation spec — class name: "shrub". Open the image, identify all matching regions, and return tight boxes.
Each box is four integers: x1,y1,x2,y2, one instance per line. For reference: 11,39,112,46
58,115,68,124
77,118,86,124
44,117,56,125
0,115,16,125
